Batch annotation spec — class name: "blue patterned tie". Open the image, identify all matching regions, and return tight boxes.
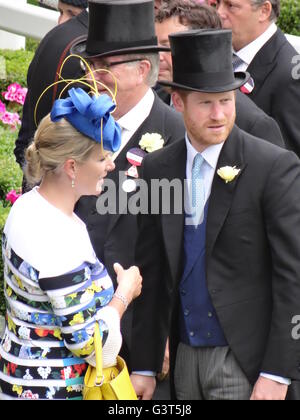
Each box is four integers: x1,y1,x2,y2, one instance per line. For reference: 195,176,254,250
232,53,245,71
191,153,205,226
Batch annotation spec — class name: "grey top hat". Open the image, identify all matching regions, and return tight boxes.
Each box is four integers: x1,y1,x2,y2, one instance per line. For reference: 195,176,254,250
71,0,169,58
159,29,250,93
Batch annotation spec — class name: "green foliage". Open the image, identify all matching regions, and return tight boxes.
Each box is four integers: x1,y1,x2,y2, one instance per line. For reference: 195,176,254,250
26,37,40,53
0,49,34,93
0,127,23,204
0,203,10,316
278,0,300,36
0,126,22,316
27,0,39,5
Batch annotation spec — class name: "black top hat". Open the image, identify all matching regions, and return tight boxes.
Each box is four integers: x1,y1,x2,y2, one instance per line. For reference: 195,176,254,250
159,29,250,93
71,0,169,58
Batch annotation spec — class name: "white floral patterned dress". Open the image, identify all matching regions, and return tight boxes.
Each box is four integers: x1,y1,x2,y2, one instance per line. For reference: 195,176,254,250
0,188,122,400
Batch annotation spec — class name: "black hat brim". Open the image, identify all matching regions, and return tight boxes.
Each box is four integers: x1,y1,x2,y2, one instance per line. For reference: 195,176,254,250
159,72,250,93
71,37,170,59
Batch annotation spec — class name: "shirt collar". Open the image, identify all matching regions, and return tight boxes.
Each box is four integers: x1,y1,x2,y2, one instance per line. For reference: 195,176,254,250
117,89,154,132
185,133,224,173
235,23,277,67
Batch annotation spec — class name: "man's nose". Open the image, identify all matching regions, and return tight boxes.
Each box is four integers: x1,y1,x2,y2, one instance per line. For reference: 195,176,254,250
210,103,225,120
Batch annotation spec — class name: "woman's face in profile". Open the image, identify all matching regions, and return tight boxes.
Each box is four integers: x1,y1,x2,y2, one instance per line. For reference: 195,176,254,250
75,144,115,197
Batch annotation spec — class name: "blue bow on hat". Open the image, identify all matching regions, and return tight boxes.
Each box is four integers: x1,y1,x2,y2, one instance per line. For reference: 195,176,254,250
50,87,121,153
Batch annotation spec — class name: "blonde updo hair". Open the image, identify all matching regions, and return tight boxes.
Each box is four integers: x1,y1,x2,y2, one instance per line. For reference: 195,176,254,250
25,114,98,186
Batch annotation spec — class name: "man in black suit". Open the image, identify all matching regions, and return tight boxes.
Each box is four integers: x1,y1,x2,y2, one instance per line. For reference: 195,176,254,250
155,0,284,147
217,0,300,156
14,8,88,174
72,0,184,369
131,29,300,400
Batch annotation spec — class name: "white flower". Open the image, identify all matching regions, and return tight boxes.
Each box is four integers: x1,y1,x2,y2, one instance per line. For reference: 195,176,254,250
51,296,67,309
139,133,164,153
23,369,33,380
3,335,11,353
38,366,51,379
18,326,31,340
217,166,240,183
80,289,94,305
13,308,30,322
70,384,84,392
5,244,11,260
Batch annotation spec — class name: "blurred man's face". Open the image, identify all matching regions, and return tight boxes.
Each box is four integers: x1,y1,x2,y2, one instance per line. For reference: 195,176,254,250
58,1,84,25
155,16,187,82
216,0,270,51
84,55,149,119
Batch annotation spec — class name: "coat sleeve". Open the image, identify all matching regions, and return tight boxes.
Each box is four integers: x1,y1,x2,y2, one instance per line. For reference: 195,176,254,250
260,150,300,379
131,158,170,372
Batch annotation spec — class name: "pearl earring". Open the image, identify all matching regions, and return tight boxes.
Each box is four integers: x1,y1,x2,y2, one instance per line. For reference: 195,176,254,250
71,179,75,188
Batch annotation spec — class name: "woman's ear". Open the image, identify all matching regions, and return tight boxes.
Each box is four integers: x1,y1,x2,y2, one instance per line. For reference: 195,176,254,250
63,158,76,180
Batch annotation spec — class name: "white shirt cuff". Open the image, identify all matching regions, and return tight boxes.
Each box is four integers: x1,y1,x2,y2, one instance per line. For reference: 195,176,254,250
260,372,291,386
132,371,156,377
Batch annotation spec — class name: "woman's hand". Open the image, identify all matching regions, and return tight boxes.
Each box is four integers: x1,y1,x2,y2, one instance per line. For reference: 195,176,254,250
113,263,142,304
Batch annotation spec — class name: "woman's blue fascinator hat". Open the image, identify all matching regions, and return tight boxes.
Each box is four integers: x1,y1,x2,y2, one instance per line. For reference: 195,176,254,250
50,87,121,153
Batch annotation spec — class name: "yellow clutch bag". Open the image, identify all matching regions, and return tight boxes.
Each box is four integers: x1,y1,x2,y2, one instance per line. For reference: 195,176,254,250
83,322,137,400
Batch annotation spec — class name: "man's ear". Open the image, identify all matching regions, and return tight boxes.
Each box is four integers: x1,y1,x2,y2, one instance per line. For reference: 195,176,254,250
63,158,76,180
138,59,151,83
258,0,273,23
171,90,185,113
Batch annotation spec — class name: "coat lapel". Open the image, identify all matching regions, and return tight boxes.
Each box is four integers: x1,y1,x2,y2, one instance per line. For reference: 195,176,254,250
206,125,246,257
105,94,174,239
247,29,284,99
160,140,186,286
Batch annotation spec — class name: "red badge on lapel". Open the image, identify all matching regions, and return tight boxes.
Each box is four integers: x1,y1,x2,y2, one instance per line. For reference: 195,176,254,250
125,147,147,178
240,77,255,94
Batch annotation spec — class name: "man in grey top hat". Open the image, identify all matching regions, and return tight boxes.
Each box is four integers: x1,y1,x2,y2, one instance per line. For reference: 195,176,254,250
72,0,185,371
131,28,300,400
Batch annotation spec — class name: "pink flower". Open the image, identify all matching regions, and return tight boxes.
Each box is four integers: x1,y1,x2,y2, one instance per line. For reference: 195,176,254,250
6,190,21,205
0,111,21,129
15,87,28,105
21,390,39,399
2,83,22,102
0,99,5,115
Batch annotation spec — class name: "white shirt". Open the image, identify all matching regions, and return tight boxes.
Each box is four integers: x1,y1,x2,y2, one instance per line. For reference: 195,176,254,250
185,134,224,206
113,89,155,160
233,23,277,72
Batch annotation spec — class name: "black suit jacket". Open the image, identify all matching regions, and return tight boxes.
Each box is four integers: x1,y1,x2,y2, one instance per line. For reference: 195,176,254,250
14,10,88,168
156,85,284,148
75,93,185,279
75,93,185,367
247,28,300,156
131,126,300,390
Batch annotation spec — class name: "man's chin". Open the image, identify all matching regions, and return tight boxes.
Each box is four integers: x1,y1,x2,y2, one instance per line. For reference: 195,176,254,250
158,72,171,82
